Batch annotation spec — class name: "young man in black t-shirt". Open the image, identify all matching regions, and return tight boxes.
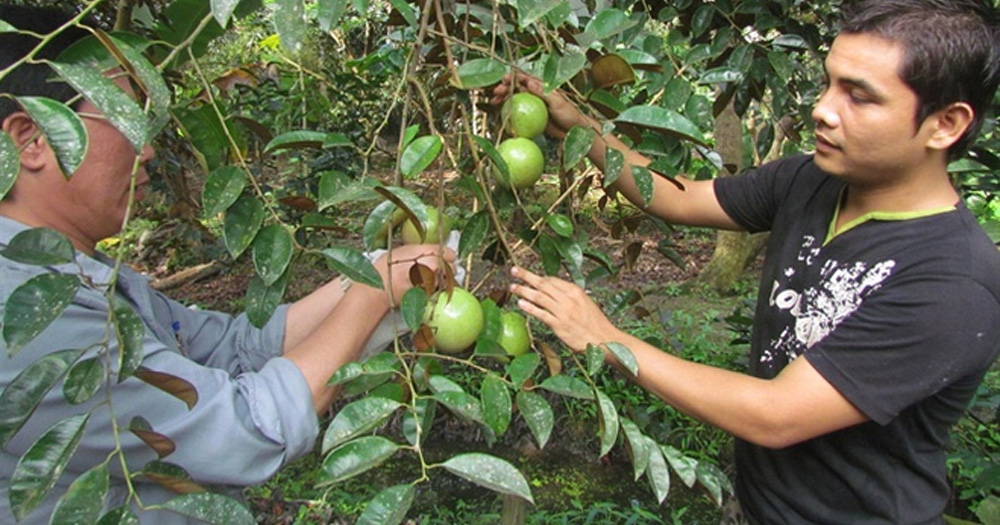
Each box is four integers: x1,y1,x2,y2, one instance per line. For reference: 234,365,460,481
495,1,1000,522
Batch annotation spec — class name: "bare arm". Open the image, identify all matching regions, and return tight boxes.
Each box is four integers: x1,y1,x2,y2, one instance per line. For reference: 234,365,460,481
492,75,742,231
509,266,867,448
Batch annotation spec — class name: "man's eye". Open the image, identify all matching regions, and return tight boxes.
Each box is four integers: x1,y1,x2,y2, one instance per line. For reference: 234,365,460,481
849,90,872,104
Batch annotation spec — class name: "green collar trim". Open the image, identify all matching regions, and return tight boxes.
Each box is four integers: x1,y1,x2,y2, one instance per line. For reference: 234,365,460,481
825,195,955,245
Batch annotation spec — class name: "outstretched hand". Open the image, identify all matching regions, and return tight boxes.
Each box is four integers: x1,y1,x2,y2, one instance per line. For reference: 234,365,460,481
508,266,619,353
490,73,595,141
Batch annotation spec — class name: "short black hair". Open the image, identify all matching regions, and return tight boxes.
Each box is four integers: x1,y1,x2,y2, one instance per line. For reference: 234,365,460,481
0,5,92,123
840,0,1000,159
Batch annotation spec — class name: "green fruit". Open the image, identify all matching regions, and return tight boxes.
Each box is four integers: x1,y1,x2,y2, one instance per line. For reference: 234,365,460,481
424,288,484,353
401,207,451,245
373,207,410,248
498,311,531,357
497,137,544,189
504,92,549,139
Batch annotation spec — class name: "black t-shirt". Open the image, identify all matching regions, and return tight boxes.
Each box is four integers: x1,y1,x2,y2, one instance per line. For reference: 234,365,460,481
714,155,1000,524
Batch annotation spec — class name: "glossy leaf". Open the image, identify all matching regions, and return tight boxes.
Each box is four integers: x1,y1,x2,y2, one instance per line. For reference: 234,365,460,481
473,135,509,181
699,67,744,85
95,505,139,525
458,210,490,260
481,373,512,436
399,135,442,178
1,227,76,266
322,397,403,453
48,61,150,152
563,125,594,171
252,224,293,286
211,0,241,26
590,54,635,89
63,357,104,404
615,106,707,146
320,246,383,289
114,303,145,381
1,130,17,200
3,273,80,356
506,353,540,390
543,49,587,93
320,436,401,485
631,165,654,208
584,344,604,376
0,348,82,447
317,0,349,31
10,413,89,520
17,96,87,177
50,464,109,525
318,170,377,211
134,368,198,409
539,375,593,400
357,484,414,525
139,460,205,494
620,418,649,480
403,398,436,446
223,194,265,259
603,147,624,188
400,287,427,333
516,0,563,28
373,186,428,232
274,0,306,55
129,417,176,458
595,389,619,457
245,271,288,328
202,166,245,217
696,461,730,506
158,492,254,524
432,390,484,424
605,341,638,376
516,390,553,449
440,453,533,503
644,435,670,503
454,58,506,89
99,34,171,134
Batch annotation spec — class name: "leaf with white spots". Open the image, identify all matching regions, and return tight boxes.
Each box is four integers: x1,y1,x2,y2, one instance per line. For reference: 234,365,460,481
16,96,88,177
3,274,80,356
1,131,19,200
440,453,534,504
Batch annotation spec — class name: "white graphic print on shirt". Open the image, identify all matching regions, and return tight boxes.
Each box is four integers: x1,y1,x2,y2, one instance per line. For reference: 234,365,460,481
763,235,896,367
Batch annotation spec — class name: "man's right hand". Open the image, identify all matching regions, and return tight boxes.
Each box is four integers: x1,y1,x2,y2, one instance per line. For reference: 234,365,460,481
490,73,595,141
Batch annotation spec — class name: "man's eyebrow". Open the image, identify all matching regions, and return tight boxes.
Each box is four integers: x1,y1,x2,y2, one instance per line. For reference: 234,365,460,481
836,76,886,100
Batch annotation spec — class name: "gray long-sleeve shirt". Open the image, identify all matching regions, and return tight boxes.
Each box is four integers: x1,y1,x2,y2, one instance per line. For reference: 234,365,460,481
0,216,319,523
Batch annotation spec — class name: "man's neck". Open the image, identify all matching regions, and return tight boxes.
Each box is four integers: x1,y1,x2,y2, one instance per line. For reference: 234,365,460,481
836,165,958,230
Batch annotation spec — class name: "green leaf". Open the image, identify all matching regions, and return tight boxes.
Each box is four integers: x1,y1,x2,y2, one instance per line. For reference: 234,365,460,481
539,375,593,400
320,246,383,289
644,436,670,503
274,0,306,55
17,96,87,177
48,61,150,152
399,135,442,178
157,493,254,525
631,165,654,208
363,200,400,251
605,342,638,376
245,272,288,328
516,390,553,449
1,130,17,200
454,58,506,89
95,505,139,525
373,186,428,231
585,344,604,376
202,166,245,217
515,0,564,28
322,397,403,453
138,460,204,493
584,8,637,40
114,303,145,381
264,130,327,153
3,273,80,356
543,49,587,93
400,287,427,333
620,418,649,480
506,353,540,390
403,398,436,446
594,389,619,457
387,0,417,27
0,348,82,447
10,413,89,521
252,224,294,286
473,135,509,182
318,170,377,211
0,227,76,266
545,213,574,238
317,0,350,31
615,106,707,146
563,125,594,171
211,0,241,26
440,453,534,503
0,20,16,32
432,390,484,424
357,484,415,525
50,464,109,525
102,35,171,134
63,357,105,405
661,444,697,487
695,460,730,506
223,194,265,259
458,210,490,260
773,34,808,49
603,147,624,188
481,374,512,437
699,67,744,85
320,436,401,485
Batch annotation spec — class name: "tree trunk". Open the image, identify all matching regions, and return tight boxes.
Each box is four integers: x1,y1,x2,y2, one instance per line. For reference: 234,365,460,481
694,99,766,295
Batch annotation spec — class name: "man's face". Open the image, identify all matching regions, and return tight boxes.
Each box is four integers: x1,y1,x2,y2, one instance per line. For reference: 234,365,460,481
50,74,154,248
811,33,936,184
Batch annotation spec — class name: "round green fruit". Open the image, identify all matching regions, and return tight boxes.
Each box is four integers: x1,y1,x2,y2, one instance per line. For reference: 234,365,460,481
498,311,531,357
504,92,548,139
497,137,544,190
401,207,451,245
424,288,484,353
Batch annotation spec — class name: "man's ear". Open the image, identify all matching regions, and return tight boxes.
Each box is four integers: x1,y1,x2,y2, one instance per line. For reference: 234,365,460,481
1,112,48,171
925,102,974,152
